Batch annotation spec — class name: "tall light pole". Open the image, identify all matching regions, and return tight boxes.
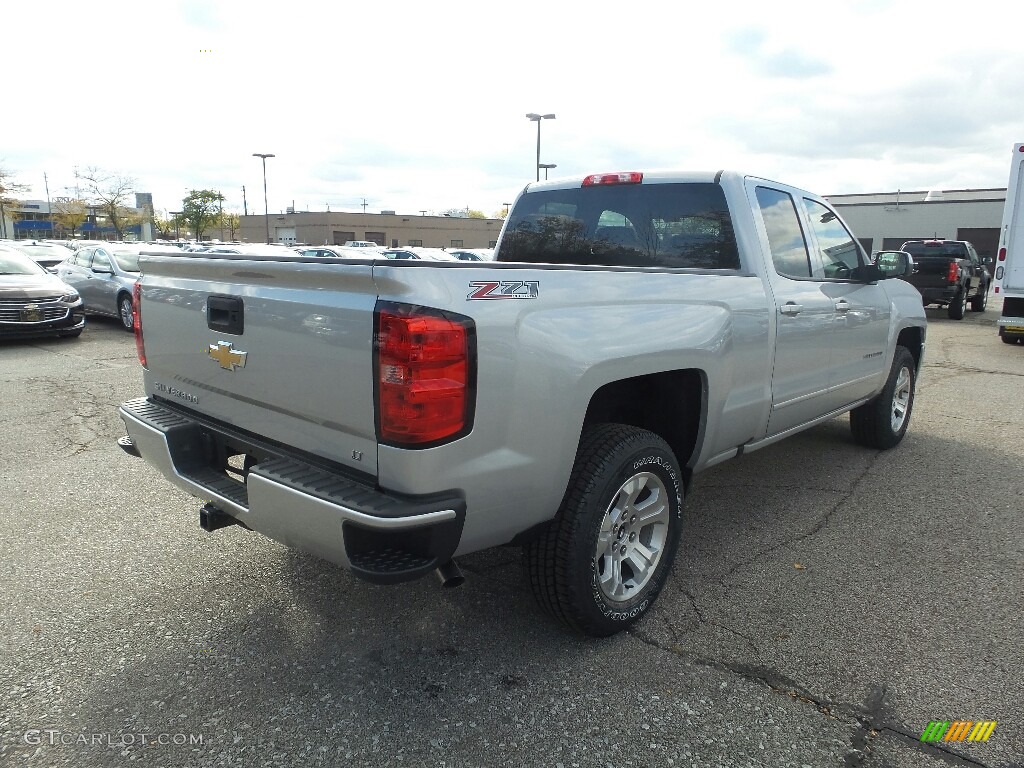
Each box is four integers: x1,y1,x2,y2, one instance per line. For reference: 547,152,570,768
525,113,555,181
539,163,557,181
252,153,275,244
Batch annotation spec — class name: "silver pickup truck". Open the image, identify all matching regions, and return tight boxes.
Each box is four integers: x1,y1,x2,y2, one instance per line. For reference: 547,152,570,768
118,170,926,636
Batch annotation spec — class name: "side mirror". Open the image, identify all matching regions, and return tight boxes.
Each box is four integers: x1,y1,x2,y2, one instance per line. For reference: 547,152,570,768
92,266,114,275
875,251,914,279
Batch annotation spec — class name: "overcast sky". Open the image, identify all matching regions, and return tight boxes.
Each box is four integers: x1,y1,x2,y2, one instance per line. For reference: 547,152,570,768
4,0,1023,218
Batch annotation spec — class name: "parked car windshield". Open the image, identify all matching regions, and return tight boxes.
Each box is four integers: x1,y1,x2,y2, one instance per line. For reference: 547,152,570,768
498,182,740,269
0,249,47,275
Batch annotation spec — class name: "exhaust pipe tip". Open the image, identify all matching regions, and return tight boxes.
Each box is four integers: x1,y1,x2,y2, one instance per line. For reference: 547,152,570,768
435,559,465,588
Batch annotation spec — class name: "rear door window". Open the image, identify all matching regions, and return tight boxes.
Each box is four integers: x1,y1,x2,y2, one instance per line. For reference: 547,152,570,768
755,186,812,279
498,182,740,269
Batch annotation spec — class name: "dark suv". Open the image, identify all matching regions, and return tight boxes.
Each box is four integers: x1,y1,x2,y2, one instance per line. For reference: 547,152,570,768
898,239,991,319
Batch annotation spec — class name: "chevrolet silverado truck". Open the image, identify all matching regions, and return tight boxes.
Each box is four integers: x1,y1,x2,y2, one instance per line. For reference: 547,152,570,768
897,239,991,319
117,171,927,636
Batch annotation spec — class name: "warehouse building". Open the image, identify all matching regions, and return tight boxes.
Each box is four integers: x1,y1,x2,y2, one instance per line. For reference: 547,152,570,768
238,210,505,249
827,187,1006,258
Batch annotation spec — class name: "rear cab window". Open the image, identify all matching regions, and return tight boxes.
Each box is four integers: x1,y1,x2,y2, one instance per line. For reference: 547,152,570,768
901,241,969,259
498,182,740,269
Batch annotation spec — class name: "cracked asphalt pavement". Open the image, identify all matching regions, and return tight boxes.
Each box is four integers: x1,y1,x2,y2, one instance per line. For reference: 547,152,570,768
1,309,1022,767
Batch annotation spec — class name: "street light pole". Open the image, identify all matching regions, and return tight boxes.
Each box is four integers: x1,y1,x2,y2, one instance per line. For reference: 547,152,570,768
252,153,275,244
539,163,557,181
525,113,555,181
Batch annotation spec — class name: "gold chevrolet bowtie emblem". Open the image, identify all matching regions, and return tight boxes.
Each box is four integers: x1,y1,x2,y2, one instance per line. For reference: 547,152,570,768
207,341,247,371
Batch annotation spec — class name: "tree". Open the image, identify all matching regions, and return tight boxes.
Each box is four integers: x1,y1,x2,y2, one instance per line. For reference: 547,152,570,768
78,167,136,239
0,165,30,239
180,189,224,242
491,207,509,220
467,209,487,219
51,197,89,238
223,212,241,240
152,210,176,240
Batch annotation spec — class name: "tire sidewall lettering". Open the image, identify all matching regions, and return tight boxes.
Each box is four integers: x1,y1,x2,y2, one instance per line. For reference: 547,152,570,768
589,447,682,621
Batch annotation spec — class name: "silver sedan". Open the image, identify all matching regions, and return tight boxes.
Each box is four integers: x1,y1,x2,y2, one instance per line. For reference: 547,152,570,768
57,244,143,330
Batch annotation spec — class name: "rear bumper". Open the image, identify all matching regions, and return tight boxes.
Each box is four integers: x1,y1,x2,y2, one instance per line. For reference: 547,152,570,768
118,397,466,584
917,286,959,305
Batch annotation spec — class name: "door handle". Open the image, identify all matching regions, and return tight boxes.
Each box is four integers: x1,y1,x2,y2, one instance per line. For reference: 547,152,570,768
779,303,803,316
834,299,851,313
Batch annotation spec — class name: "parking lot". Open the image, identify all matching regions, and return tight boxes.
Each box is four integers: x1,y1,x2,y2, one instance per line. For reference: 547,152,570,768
1,309,1022,768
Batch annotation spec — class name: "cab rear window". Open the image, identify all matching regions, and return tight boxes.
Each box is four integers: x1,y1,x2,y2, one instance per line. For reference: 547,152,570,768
901,241,969,258
498,183,740,269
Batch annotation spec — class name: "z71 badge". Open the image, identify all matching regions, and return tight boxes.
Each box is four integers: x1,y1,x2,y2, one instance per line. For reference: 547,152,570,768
467,280,539,300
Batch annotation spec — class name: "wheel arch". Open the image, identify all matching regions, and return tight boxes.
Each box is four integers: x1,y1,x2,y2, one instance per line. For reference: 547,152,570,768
581,368,705,490
895,325,924,372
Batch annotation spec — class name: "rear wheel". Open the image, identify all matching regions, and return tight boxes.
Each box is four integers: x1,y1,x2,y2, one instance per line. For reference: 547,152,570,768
1002,333,1022,345
850,346,916,449
947,288,967,320
970,283,988,312
524,424,683,637
118,293,135,331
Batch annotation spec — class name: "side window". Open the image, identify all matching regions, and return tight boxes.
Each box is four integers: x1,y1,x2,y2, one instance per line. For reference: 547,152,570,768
802,198,863,279
93,249,113,271
76,249,93,268
755,186,811,279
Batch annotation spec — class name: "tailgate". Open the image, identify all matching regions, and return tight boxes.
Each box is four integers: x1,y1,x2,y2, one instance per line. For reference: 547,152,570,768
906,256,955,287
137,254,379,474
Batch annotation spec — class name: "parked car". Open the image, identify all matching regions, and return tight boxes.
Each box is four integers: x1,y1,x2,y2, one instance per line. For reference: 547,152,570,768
6,240,75,272
448,248,494,261
381,247,458,261
57,244,146,330
0,246,85,340
297,246,375,259
898,239,991,319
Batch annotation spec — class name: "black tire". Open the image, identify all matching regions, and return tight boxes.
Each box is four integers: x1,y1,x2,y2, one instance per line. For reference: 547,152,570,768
947,287,967,320
1002,333,1021,345
523,424,683,637
118,293,135,331
970,283,988,312
850,346,916,449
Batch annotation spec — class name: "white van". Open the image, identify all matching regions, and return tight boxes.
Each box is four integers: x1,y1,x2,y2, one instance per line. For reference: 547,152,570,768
995,143,1024,344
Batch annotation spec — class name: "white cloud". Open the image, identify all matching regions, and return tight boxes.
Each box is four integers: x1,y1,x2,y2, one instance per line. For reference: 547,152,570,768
5,0,1022,217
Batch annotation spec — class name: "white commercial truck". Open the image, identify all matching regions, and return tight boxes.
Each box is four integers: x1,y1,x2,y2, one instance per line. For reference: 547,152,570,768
995,142,1024,344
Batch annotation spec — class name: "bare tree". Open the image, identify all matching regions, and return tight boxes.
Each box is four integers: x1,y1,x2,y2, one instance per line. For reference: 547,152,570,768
0,164,30,239
223,212,241,240
78,167,137,239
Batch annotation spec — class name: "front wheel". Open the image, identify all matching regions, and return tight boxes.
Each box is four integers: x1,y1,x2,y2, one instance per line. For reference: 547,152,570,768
118,293,135,331
524,424,683,637
850,346,916,449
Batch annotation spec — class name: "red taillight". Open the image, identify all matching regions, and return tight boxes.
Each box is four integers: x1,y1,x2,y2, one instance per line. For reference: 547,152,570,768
133,280,147,368
374,302,475,447
947,261,960,283
998,247,1006,261
582,172,643,187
